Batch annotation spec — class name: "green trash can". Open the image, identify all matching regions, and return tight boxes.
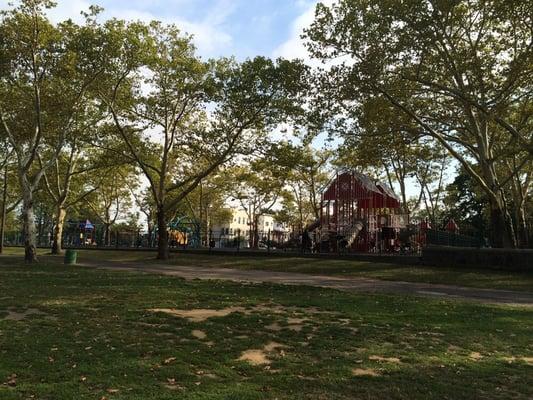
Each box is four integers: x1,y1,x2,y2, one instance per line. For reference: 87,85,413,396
64,249,77,265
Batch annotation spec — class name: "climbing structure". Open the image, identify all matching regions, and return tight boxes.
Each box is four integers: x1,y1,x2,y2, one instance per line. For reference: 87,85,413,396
318,171,408,252
166,216,201,248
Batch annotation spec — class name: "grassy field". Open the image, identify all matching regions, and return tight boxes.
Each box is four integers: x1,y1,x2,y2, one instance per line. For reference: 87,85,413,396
0,254,532,399
6,247,531,292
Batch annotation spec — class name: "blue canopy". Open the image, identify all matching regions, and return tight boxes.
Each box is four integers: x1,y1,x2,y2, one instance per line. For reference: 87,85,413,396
79,220,94,230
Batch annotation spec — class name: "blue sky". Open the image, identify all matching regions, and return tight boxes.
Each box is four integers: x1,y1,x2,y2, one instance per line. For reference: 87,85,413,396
0,0,322,60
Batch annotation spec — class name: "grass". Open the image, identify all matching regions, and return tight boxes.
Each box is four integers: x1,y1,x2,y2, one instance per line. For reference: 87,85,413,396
0,254,532,399
7,247,531,292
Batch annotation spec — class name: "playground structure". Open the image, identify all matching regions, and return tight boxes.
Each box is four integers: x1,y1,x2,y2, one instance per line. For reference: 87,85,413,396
314,171,409,252
166,216,202,248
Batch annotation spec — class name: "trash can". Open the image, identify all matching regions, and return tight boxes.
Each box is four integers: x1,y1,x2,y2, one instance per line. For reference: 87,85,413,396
64,249,77,265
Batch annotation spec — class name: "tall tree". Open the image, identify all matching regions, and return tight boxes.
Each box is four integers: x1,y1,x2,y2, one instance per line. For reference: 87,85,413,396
229,142,296,248
0,156,21,253
0,1,109,261
85,166,135,246
101,21,307,259
306,0,533,248
283,145,331,231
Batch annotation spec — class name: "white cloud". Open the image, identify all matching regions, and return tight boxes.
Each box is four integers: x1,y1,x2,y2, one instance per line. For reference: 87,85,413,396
0,0,234,58
273,0,333,62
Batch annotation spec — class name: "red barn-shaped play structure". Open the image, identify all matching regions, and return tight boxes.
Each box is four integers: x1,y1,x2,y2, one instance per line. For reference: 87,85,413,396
318,171,408,252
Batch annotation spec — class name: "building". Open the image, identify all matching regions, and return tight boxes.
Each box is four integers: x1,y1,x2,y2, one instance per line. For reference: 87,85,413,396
211,208,289,247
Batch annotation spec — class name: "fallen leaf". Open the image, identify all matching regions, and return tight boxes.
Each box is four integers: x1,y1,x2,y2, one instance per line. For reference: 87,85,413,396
6,373,17,386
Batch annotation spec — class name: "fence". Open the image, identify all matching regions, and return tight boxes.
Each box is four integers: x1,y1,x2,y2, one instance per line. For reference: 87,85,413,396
3,225,486,255
425,229,483,248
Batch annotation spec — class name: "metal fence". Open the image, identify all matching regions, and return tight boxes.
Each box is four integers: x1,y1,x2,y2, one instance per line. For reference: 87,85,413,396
3,225,486,254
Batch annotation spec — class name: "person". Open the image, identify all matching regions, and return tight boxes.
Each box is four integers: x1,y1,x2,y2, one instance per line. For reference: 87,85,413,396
339,236,348,253
301,230,312,253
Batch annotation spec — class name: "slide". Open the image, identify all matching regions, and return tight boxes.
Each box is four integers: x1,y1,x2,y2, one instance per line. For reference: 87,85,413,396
344,219,365,247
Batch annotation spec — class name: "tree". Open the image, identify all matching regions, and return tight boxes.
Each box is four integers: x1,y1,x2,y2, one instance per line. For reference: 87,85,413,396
0,1,110,261
38,123,125,253
129,188,157,247
335,93,457,221
306,0,533,248
282,145,331,232
229,142,296,248
443,168,489,238
101,21,307,259
176,175,233,246
0,154,21,253
85,166,135,246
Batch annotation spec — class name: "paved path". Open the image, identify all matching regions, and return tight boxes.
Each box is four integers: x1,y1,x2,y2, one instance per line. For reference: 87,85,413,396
78,260,533,307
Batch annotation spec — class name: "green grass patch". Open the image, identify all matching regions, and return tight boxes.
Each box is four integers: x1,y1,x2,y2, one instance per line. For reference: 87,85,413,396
0,255,532,399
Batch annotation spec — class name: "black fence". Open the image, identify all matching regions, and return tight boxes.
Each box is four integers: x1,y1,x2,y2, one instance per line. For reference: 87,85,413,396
3,225,486,255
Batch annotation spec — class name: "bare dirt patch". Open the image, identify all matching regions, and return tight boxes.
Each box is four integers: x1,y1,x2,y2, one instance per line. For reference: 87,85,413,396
502,356,533,365
469,352,483,361
266,319,306,332
447,345,461,353
149,303,334,326
2,308,50,321
265,322,283,331
238,342,287,366
149,307,247,322
352,368,381,377
287,317,308,324
369,355,401,364
191,330,207,340
239,349,270,365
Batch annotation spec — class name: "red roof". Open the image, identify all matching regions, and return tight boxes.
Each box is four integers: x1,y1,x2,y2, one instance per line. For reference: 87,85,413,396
322,172,401,209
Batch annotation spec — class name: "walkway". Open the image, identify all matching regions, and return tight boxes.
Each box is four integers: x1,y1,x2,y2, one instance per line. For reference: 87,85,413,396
78,260,533,307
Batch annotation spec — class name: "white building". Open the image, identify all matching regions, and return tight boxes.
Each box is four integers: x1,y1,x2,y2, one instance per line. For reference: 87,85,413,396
211,208,289,247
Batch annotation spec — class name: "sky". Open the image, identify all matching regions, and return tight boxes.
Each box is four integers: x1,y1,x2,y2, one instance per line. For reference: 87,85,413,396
0,0,321,61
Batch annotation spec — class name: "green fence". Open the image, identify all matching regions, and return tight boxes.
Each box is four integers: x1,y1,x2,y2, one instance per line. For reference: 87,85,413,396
426,229,482,248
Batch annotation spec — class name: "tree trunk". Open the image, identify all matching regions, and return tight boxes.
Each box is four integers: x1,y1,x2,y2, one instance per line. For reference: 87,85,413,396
0,166,7,254
253,218,259,249
51,207,67,255
488,198,516,248
515,203,529,248
104,224,111,246
22,191,37,263
147,223,153,248
156,209,169,259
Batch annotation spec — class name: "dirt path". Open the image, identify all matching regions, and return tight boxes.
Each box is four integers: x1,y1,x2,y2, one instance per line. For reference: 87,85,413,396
78,260,533,307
